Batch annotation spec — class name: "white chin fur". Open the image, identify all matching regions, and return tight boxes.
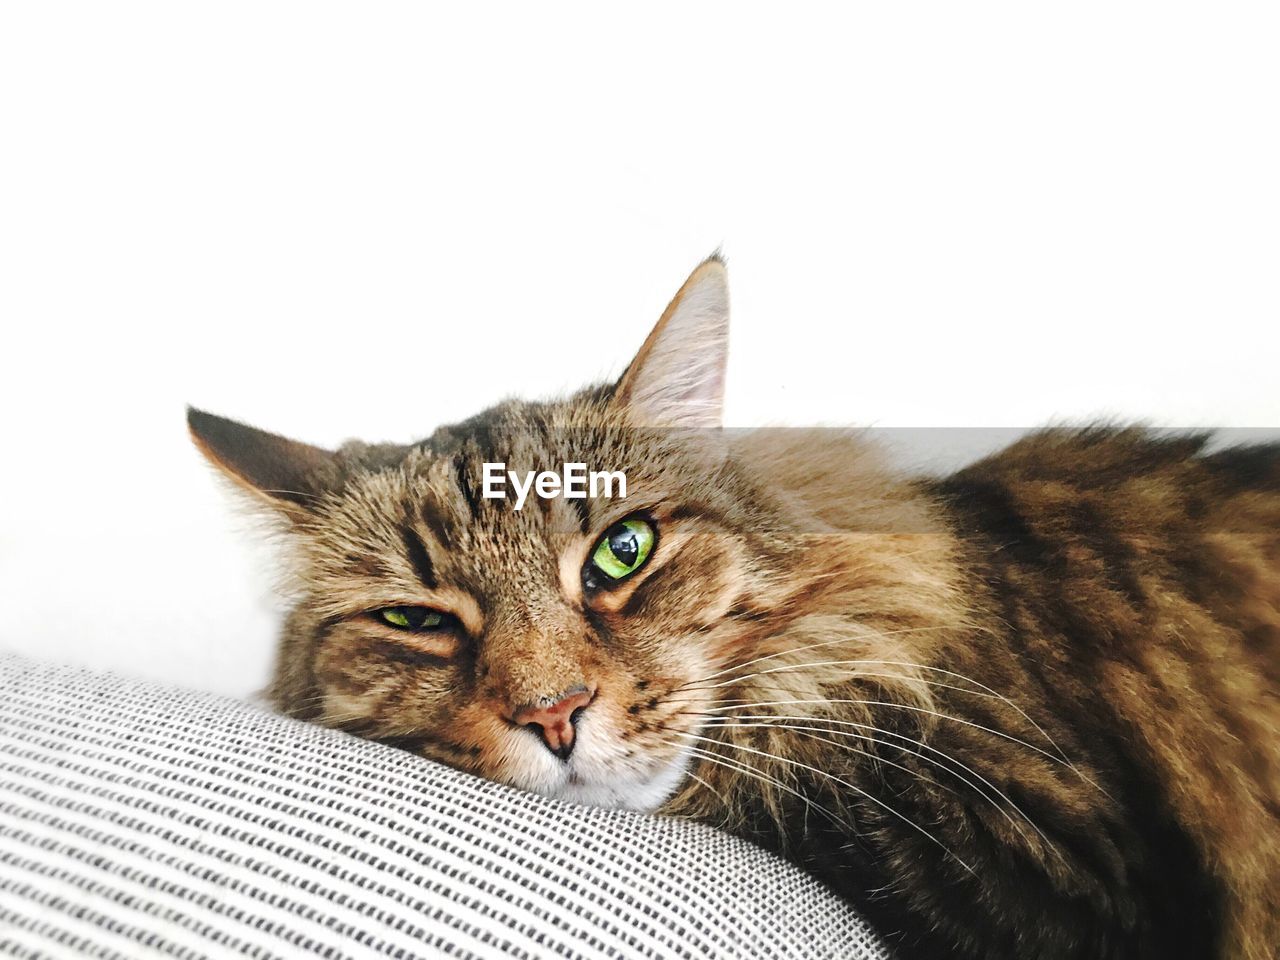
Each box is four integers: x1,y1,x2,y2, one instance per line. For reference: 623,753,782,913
503,722,694,813
551,754,692,812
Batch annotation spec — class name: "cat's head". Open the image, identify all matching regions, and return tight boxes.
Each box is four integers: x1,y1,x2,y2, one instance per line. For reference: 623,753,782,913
190,257,813,811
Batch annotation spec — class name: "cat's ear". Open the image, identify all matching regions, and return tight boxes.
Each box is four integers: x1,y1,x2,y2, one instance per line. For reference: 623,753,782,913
613,253,729,429
188,407,342,516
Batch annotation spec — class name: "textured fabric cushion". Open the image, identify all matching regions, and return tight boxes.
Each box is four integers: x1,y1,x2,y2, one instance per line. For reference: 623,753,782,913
0,655,886,959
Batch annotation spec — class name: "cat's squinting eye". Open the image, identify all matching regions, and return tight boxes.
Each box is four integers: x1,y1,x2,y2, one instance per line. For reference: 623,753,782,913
376,606,448,631
583,517,656,590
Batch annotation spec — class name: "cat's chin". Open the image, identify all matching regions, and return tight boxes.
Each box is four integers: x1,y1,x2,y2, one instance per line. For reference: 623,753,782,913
508,750,693,813
553,759,691,812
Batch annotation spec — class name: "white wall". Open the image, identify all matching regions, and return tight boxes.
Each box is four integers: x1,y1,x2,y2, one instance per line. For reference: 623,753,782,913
2,3,1277,698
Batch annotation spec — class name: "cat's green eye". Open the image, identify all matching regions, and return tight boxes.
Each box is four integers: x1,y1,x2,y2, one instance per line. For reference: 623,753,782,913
586,517,656,586
377,606,446,631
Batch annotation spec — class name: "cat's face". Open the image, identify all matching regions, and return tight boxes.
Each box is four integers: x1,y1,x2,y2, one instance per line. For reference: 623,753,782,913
191,258,790,810
299,415,790,810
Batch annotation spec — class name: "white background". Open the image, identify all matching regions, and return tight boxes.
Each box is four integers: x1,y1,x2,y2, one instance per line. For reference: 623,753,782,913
2,3,1277,698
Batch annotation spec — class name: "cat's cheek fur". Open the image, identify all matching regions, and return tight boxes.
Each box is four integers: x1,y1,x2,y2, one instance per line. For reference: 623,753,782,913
597,535,752,642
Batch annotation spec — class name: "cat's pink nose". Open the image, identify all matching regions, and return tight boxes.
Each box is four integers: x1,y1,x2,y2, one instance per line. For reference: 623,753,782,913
511,686,594,761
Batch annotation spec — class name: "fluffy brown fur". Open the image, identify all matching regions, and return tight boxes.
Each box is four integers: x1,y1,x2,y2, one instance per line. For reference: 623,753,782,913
190,257,1280,959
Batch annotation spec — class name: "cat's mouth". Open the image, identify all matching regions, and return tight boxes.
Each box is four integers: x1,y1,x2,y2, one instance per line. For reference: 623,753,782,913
501,718,695,812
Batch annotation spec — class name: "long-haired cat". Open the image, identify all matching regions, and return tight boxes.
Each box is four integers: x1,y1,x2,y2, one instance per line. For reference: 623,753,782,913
189,256,1280,959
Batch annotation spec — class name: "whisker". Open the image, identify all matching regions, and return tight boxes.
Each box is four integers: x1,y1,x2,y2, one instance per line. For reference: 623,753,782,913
703,696,1075,773
670,671,1006,705
675,742,857,836
701,714,1057,858
663,687,1098,797
687,654,1074,768
684,770,730,808
683,626,960,687
703,719,966,803
674,730,978,877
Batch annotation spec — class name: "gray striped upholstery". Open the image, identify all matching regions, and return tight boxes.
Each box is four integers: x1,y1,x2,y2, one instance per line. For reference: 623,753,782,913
0,655,885,959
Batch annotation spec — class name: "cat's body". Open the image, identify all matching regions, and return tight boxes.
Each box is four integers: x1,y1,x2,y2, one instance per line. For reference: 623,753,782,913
683,428,1280,959
192,258,1280,959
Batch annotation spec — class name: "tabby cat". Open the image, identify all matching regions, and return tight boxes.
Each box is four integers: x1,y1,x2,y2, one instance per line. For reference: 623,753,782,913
190,257,1280,959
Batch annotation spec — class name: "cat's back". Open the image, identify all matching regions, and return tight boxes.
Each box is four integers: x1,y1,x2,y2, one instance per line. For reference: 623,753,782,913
934,427,1280,959
935,427,1280,661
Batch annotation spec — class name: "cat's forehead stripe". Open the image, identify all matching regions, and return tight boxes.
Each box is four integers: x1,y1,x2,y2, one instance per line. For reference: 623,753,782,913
419,499,451,548
453,454,481,519
400,526,437,591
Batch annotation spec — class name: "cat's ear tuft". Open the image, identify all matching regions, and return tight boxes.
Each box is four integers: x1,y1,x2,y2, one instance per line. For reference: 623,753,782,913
613,253,729,429
187,407,342,515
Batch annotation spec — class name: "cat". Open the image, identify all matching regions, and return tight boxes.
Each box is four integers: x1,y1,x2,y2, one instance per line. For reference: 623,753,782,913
190,255,1280,959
